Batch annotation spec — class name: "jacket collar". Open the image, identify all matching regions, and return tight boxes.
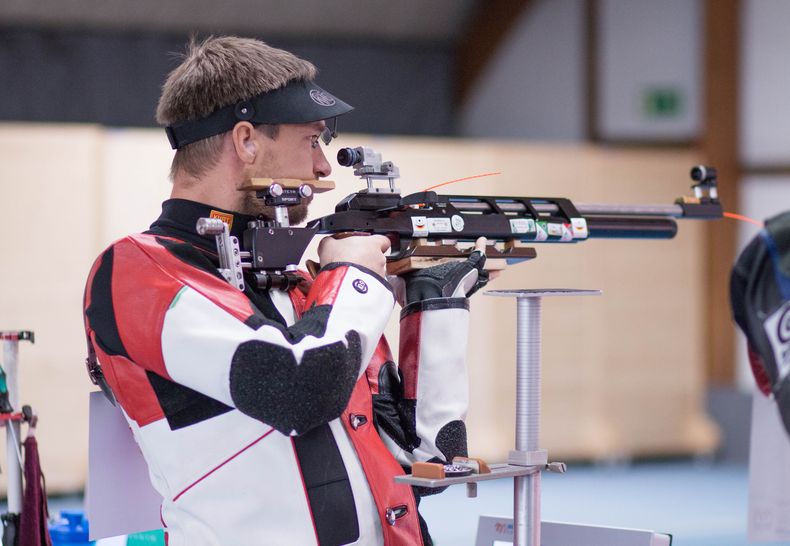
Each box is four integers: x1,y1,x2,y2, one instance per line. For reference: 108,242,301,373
148,199,257,249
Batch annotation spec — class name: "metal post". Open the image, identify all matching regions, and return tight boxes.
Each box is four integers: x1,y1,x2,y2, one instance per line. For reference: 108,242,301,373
486,289,600,546
514,296,542,546
2,338,22,515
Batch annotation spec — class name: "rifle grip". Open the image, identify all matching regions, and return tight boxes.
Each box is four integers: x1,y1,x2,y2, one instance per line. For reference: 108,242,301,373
309,232,375,278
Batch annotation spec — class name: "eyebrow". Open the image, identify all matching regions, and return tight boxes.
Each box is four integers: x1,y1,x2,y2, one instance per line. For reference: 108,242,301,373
305,121,326,132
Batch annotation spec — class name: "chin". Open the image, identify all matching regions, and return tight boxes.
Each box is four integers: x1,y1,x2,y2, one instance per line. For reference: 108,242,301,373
287,203,310,225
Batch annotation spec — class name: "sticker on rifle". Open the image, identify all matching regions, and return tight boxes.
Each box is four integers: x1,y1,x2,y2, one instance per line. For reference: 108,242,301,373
209,210,234,230
560,224,574,242
411,216,429,237
426,217,452,233
546,223,563,237
535,222,548,242
509,218,536,234
352,279,368,294
451,215,465,232
571,218,589,239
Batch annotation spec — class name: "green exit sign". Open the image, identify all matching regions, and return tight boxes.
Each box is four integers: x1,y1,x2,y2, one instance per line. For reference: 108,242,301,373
643,87,683,118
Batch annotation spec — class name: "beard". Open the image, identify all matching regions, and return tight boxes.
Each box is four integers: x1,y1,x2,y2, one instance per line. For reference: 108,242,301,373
238,192,312,225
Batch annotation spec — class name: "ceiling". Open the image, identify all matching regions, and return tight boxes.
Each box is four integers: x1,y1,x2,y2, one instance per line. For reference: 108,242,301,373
0,0,479,43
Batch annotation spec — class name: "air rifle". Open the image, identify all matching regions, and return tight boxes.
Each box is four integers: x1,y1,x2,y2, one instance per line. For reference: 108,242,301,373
196,146,722,291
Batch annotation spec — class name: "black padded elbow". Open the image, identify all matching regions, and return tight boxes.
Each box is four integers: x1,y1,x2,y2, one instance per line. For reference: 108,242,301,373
228,331,362,435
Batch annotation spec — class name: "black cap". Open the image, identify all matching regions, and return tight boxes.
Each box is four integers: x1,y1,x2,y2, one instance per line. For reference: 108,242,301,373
165,79,353,150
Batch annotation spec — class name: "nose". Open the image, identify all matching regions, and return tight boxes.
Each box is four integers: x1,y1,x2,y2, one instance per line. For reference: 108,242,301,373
314,146,332,178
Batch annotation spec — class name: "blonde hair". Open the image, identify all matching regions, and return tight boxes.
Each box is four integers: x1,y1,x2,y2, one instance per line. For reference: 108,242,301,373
156,36,317,178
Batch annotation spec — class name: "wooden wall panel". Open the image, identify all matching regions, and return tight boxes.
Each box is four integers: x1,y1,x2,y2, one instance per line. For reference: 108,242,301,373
0,124,104,493
703,0,740,385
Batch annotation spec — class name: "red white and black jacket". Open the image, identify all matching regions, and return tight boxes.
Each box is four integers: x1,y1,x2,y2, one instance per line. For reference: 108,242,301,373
83,199,471,546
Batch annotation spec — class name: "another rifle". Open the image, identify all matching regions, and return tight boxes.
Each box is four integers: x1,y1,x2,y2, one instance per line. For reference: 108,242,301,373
197,146,722,291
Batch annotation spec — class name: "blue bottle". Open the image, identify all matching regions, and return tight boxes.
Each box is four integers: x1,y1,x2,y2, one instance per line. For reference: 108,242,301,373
49,511,94,546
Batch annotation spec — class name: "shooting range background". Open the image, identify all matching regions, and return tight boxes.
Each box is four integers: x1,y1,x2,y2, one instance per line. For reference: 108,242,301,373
0,124,715,492
1,4,790,539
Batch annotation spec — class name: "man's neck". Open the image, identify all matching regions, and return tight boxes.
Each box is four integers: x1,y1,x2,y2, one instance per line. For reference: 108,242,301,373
171,164,244,212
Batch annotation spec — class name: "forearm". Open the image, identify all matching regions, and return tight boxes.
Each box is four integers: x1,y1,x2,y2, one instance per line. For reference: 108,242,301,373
375,298,471,467
400,298,470,463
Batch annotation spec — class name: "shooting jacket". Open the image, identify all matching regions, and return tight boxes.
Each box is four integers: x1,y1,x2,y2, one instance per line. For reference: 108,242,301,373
83,199,471,546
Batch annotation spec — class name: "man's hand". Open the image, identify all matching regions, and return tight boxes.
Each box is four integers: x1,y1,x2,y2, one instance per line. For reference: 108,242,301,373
390,237,493,306
318,234,391,278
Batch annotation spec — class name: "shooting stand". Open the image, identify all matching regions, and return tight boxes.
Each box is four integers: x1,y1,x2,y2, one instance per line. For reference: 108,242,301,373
0,330,37,544
395,289,600,546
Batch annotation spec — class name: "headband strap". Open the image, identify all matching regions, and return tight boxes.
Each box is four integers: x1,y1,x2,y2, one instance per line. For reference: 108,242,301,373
164,79,353,149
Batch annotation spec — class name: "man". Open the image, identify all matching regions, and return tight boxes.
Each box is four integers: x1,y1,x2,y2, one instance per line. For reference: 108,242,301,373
84,36,486,545
731,210,790,438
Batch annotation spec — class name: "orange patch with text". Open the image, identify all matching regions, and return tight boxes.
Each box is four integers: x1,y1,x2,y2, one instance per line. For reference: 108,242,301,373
209,210,234,231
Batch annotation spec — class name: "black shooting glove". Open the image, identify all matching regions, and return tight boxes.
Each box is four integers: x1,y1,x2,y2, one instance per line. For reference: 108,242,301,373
401,249,489,305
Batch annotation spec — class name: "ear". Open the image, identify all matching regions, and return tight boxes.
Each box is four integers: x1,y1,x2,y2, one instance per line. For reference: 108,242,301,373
231,122,259,164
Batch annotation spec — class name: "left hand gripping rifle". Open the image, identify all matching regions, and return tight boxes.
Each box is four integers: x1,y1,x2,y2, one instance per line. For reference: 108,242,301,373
197,147,723,291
